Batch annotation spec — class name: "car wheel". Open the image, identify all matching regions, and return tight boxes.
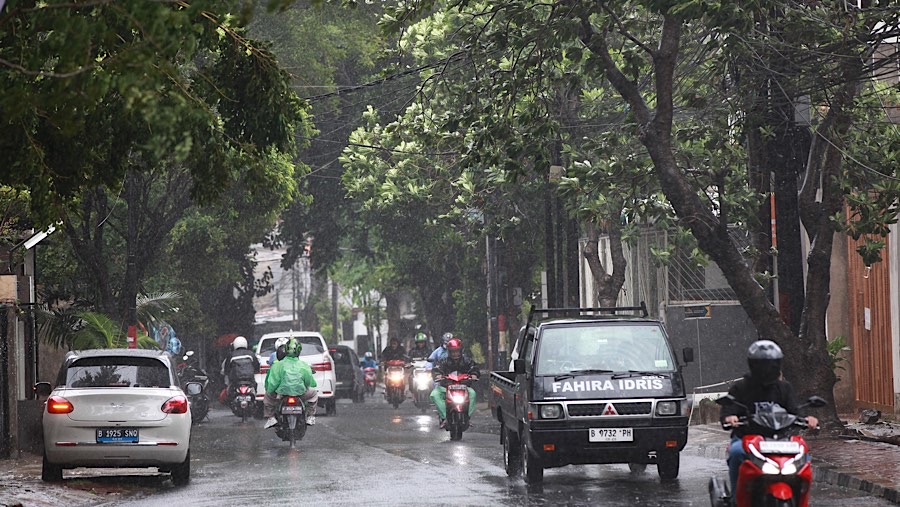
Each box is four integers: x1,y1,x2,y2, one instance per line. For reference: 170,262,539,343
326,399,337,416
657,451,680,481
171,450,191,486
41,453,63,482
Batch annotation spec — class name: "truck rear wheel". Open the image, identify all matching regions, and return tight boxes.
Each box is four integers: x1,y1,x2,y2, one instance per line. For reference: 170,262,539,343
657,451,680,481
503,426,522,477
521,435,543,484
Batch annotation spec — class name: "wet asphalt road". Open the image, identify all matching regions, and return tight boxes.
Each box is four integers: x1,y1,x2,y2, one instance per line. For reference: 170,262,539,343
81,393,895,506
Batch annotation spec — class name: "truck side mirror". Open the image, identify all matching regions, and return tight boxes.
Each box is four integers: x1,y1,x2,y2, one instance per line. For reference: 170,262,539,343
513,359,526,375
682,347,694,364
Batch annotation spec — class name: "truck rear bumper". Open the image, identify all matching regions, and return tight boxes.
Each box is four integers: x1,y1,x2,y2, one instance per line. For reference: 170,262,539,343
527,422,688,468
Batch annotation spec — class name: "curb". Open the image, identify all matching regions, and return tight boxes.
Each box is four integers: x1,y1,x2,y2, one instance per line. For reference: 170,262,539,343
687,425,900,505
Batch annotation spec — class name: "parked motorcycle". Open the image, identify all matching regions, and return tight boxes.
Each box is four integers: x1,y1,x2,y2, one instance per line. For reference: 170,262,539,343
708,394,827,507
272,394,308,448
229,380,257,423
442,372,476,441
177,351,210,424
362,367,377,396
410,360,432,413
383,359,408,408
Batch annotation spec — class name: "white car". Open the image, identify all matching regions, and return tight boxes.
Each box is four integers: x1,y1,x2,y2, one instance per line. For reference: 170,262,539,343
255,331,337,416
40,349,195,485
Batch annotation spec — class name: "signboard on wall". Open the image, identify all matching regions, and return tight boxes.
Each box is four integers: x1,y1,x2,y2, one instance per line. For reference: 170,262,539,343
684,304,711,320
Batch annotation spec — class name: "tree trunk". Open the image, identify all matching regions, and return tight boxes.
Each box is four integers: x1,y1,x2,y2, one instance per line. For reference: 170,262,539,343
582,220,627,307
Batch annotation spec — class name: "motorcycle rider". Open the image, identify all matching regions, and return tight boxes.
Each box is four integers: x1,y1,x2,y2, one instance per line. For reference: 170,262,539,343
430,337,480,428
359,351,378,369
380,337,408,363
222,336,260,399
409,332,431,360
268,337,289,365
408,332,431,395
720,340,819,495
264,338,318,428
426,332,453,369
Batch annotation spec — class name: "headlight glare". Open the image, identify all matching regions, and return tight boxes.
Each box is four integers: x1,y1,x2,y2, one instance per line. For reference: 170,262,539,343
761,461,780,475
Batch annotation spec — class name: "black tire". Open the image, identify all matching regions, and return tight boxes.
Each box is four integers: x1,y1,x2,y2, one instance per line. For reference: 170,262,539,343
171,450,191,486
241,408,247,423
628,463,647,474
41,453,63,482
657,451,680,481
326,399,337,416
521,433,543,484
503,426,522,477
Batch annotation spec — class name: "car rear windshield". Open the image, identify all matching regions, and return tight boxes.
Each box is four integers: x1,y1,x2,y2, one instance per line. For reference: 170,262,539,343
258,336,325,357
329,348,354,365
535,324,675,376
61,357,172,388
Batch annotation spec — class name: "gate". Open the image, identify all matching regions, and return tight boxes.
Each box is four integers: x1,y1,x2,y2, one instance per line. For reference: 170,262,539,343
847,234,894,411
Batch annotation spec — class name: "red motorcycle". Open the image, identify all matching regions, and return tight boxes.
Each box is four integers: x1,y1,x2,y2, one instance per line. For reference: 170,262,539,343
442,372,476,441
362,367,377,396
383,360,408,408
709,395,826,507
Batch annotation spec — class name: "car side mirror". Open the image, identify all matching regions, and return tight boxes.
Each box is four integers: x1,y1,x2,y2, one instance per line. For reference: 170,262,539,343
184,382,203,396
513,359,526,375
682,347,694,364
33,381,52,398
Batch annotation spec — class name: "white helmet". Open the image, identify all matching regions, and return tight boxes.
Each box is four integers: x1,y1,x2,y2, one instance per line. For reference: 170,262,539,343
275,337,289,349
232,336,248,350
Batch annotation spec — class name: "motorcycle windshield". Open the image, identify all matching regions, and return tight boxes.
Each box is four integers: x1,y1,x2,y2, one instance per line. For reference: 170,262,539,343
751,403,798,432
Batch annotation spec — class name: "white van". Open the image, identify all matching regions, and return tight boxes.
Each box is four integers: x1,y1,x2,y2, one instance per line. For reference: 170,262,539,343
254,331,337,416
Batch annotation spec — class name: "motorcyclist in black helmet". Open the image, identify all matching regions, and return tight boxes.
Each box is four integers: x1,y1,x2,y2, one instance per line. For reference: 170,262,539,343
719,340,819,494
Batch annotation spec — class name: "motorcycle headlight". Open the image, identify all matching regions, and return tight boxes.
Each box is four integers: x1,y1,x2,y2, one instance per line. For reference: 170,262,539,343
780,462,797,475
656,401,677,416
539,404,563,419
761,461,780,475
450,394,467,404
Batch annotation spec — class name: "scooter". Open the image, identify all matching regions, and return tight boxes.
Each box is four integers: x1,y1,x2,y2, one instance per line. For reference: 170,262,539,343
177,351,210,424
362,367,377,396
383,360,408,409
410,360,432,413
708,394,827,507
273,394,308,448
442,372,476,441
230,381,257,423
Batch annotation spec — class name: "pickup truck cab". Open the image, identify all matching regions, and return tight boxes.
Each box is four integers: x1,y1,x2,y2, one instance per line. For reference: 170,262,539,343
489,304,694,484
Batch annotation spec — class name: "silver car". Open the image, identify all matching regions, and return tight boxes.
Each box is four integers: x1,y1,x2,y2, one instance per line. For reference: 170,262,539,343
40,349,195,485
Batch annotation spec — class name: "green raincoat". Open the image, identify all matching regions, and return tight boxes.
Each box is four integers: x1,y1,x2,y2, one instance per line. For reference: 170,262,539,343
265,356,317,396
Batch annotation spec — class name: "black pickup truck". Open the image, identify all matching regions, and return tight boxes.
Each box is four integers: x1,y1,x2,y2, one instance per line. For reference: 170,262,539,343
489,304,694,484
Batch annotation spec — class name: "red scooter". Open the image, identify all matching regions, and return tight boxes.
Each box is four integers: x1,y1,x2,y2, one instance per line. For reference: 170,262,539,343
442,372,476,441
362,367,377,396
384,360,408,408
709,394,826,507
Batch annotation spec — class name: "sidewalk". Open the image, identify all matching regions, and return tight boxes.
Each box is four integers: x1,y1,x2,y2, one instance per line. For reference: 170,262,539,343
687,424,900,504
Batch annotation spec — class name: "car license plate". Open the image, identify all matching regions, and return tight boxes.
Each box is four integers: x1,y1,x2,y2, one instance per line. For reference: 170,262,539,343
588,427,633,442
281,406,304,414
96,427,139,443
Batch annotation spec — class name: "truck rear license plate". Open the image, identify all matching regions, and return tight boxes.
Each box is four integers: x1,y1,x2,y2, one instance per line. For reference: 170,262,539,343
589,427,633,442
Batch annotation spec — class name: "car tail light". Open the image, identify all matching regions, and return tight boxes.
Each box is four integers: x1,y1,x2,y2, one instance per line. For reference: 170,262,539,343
260,364,270,374
286,396,298,405
162,396,189,414
311,361,332,372
47,396,73,414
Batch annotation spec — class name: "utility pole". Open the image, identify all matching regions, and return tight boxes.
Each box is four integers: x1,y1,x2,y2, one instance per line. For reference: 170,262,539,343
331,279,339,344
